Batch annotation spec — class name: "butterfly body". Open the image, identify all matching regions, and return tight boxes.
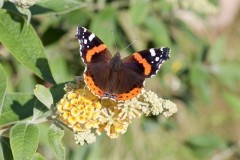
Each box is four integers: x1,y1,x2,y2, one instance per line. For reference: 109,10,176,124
76,27,170,101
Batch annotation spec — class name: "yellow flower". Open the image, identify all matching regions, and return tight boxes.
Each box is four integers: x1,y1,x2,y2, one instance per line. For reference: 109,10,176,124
56,87,101,132
70,108,80,117
56,77,178,145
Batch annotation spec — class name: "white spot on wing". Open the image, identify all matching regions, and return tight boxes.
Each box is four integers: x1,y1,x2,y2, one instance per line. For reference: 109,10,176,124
155,57,159,61
160,47,163,51
150,48,156,56
84,39,87,44
89,33,95,41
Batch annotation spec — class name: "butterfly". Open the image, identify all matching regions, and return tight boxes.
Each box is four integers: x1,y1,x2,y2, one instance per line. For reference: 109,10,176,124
75,27,170,101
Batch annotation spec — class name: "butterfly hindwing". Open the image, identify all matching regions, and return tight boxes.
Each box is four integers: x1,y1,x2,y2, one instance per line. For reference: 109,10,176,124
84,62,111,98
113,48,170,101
114,66,145,101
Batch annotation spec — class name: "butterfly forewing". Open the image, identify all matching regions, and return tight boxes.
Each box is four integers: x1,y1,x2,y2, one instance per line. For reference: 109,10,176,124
122,48,170,78
75,27,112,64
76,27,112,97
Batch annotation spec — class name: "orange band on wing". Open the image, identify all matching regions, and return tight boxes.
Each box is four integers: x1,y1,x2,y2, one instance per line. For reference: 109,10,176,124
84,74,104,97
133,53,151,76
86,44,106,62
116,87,142,101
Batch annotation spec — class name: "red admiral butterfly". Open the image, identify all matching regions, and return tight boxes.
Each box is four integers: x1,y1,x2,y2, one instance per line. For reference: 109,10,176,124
75,27,170,101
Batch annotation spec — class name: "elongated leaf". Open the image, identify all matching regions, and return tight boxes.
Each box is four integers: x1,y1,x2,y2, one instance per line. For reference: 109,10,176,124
90,7,116,48
130,0,150,26
222,92,240,113
10,123,39,160
0,64,7,113
34,84,53,109
217,62,240,89
145,16,171,46
48,123,65,160
208,36,226,63
0,93,34,126
47,50,72,84
0,137,13,160
0,9,55,84
32,153,45,160
16,63,36,93
185,134,225,158
30,0,84,15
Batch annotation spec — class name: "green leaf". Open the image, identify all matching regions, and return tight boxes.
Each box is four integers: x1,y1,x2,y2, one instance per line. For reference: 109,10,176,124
10,123,39,160
48,123,65,160
0,83,66,126
33,99,49,120
16,63,36,93
0,137,13,160
63,9,90,26
30,0,85,15
222,92,240,113
0,63,7,113
33,83,58,120
190,63,211,103
15,7,31,25
216,62,240,89
47,49,72,84
34,84,53,109
185,134,225,158
50,83,66,104
145,16,171,46
0,93,34,126
0,9,55,84
32,153,45,160
208,36,226,63
130,0,150,26
90,7,116,48
190,64,207,86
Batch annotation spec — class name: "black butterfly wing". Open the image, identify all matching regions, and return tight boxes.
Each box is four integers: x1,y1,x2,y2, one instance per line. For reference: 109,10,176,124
75,27,112,97
113,47,170,101
75,27,112,64
122,47,170,78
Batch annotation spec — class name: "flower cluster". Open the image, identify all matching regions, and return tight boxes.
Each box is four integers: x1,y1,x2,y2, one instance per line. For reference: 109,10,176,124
168,0,217,15
9,0,37,8
56,77,178,145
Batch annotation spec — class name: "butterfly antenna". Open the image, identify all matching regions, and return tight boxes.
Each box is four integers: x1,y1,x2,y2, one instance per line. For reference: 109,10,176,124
121,36,139,53
111,29,118,53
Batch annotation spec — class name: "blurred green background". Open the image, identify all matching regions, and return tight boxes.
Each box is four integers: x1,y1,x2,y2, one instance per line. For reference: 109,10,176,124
1,0,240,159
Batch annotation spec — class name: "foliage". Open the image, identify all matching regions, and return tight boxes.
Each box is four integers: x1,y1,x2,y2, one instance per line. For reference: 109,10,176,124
1,0,240,160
